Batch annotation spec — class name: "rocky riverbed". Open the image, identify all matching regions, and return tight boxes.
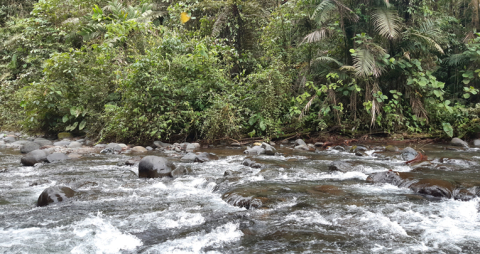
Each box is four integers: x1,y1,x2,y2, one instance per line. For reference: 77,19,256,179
1,131,480,253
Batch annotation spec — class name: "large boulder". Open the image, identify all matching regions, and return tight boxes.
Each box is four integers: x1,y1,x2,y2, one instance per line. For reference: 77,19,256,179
401,147,418,161
451,138,469,148
243,146,265,155
46,153,69,163
138,156,175,178
21,150,48,166
20,141,41,154
37,186,75,207
33,138,53,147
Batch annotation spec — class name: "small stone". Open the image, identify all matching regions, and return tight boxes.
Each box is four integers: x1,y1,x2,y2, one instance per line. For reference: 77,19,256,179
54,141,71,147
20,142,41,154
474,139,480,147
131,146,147,153
68,141,82,148
47,153,69,163
68,153,82,159
451,138,469,148
294,139,307,146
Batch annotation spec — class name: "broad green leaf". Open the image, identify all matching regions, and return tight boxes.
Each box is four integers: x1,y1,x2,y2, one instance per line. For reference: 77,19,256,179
442,122,453,137
62,115,69,123
463,93,471,99
79,120,86,130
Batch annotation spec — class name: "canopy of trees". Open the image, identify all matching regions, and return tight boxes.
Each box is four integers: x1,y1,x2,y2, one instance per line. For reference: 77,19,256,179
1,0,479,142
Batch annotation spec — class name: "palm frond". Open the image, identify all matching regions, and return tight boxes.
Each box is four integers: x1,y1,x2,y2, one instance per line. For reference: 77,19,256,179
212,6,230,37
409,32,444,54
372,8,401,39
353,48,383,77
311,0,337,23
301,28,332,44
312,56,343,66
299,95,317,120
330,0,359,22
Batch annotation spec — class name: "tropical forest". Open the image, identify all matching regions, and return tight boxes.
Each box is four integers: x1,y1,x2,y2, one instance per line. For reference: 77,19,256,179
1,0,479,142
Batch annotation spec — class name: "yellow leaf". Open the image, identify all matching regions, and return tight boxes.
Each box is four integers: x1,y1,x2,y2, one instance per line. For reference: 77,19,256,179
180,12,190,24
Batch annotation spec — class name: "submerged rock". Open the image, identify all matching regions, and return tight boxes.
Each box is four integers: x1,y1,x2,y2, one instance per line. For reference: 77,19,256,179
242,159,262,169
222,193,262,209
451,138,469,148
37,186,75,207
367,171,469,200
21,150,48,166
20,141,40,154
180,152,218,163
138,156,175,178
328,161,364,173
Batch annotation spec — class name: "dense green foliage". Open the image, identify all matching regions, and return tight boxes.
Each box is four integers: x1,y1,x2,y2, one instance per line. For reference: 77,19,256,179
1,0,479,142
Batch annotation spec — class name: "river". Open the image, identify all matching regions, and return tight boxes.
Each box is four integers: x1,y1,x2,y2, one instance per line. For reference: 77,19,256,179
1,141,480,253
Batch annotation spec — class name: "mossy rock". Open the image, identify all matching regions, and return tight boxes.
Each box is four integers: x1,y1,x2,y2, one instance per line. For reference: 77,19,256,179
58,132,72,140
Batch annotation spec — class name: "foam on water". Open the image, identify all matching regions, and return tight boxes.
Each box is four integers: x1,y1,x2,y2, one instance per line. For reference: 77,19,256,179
119,209,205,233
272,170,368,182
349,183,413,195
0,213,142,253
390,198,480,252
71,213,142,253
145,222,243,254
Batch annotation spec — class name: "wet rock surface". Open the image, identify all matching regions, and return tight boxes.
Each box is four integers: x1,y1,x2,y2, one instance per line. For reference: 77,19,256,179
37,186,75,207
138,156,175,178
21,150,49,166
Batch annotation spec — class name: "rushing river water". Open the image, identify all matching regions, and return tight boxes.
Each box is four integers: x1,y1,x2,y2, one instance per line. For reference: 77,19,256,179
1,143,480,253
